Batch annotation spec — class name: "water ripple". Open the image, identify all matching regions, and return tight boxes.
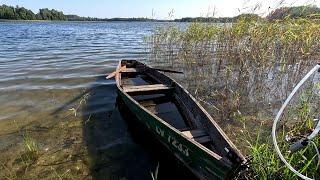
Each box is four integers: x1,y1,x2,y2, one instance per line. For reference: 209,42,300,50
0,21,188,122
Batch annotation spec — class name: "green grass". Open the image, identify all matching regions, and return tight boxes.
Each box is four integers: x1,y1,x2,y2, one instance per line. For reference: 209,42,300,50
243,121,319,179
21,131,39,165
23,132,38,153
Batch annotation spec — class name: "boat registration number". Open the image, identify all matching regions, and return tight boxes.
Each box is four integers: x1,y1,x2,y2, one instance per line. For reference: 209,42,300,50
156,126,190,157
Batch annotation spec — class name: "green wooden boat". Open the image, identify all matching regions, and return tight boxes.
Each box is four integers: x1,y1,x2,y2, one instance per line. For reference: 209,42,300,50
113,59,246,179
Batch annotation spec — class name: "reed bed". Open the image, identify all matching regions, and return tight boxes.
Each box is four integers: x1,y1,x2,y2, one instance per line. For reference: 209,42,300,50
147,17,320,179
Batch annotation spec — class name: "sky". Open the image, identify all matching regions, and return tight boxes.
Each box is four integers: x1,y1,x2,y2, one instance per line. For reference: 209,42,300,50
1,0,320,19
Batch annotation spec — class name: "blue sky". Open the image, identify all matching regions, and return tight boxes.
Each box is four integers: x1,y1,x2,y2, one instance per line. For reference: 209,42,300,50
1,0,319,19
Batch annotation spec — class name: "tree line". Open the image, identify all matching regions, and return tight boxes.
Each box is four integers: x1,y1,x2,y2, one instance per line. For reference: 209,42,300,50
267,5,320,20
175,14,262,23
0,5,66,20
1,4,320,21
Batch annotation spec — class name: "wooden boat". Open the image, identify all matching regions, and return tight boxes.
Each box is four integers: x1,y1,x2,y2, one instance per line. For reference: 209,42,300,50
112,59,246,179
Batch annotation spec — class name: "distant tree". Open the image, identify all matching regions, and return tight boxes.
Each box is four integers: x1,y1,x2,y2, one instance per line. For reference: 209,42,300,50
37,8,50,20
36,8,66,20
174,14,262,23
235,13,262,21
0,4,36,20
15,6,36,20
175,17,234,23
0,5,16,19
267,5,320,20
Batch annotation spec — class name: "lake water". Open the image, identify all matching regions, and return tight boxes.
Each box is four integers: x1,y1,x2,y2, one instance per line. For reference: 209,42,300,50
0,21,194,179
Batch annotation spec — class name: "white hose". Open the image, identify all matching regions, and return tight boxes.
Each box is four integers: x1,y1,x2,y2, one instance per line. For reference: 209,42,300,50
272,64,320,180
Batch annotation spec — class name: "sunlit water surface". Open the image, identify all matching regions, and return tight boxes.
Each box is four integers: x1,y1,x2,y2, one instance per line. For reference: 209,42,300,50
0,21,193,179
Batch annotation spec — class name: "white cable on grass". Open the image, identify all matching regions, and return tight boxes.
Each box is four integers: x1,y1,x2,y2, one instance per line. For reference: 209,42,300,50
272,64,320,180
308,120,320,140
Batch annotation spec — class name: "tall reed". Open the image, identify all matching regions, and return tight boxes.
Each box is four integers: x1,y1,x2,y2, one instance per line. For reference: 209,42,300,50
148,16,320,121
147,16,320,178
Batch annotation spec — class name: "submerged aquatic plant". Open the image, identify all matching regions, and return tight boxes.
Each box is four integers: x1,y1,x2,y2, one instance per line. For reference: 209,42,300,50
68,91,90,117
21,131,39,164
23,132,38,153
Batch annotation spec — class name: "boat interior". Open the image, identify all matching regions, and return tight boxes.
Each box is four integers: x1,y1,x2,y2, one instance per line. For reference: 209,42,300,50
118,60,218,151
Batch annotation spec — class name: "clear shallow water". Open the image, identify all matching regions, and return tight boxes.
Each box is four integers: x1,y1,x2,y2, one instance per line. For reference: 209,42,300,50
0,21,193,179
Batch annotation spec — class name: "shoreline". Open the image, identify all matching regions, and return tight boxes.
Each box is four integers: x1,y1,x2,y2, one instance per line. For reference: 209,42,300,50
0,19,174,23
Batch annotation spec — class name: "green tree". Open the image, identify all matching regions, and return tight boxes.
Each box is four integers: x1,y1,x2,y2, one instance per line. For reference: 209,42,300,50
36,8,66,20
267,5,320,20
0,4,36,20
0,5,16,19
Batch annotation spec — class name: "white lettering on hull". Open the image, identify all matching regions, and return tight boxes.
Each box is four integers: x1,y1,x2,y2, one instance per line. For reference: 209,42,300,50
155,126,190,157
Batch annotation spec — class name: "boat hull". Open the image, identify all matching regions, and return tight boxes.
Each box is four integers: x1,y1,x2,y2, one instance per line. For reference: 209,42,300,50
117,89,236,180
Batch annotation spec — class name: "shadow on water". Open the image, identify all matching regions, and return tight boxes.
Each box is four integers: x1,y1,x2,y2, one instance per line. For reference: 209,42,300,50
116,97,197,180
80,75,153,179
54,74,197,179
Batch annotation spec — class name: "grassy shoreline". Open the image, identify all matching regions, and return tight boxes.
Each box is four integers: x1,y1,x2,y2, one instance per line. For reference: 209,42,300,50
147,16,320,179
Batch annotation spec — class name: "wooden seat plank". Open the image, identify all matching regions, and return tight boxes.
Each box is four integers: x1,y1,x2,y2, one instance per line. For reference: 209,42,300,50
181,129,206,138
123,84,172,93
121,68,139,73
194,135,211,143
181,129,211,143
